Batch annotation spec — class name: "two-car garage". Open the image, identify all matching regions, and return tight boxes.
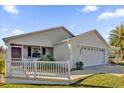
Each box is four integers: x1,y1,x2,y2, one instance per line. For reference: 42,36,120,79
54,29,108,69
80,46,105,67
68,30,108,68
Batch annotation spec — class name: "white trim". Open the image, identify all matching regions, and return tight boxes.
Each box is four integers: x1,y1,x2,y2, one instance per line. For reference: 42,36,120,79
104,49,106,64
67,41,71,81
80,45,106,49
40,46,43,57
11,45,22,48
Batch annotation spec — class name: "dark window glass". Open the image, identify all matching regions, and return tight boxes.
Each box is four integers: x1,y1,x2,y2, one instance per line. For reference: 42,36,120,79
11,47,22,58
32,48,40,58
28,47,31,57
43,48,46,55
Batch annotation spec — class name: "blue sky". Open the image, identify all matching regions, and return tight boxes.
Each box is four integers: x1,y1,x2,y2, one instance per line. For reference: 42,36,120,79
0,5,124,47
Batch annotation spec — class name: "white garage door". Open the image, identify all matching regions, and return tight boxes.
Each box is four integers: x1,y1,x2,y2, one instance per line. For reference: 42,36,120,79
80,46,105,67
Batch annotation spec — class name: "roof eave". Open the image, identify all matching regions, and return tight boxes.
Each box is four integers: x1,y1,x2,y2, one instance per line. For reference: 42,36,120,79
3,26,75,42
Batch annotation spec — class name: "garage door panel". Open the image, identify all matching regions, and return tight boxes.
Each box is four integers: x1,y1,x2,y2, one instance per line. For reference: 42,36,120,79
81,47,105,67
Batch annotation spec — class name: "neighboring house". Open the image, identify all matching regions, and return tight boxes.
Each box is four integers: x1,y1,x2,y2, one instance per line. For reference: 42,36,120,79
3,26,108,85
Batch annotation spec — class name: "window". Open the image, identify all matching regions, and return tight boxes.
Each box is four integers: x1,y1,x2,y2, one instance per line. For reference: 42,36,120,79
11,47,22,58
32,47,40,58
88,48,90,50
43,48,46,55
28,47,31,57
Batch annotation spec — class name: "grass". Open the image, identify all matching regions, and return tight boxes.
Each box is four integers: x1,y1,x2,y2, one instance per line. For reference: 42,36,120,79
79,73,123,88
0,54,124,88
0,83,87,88
0,73,124,88
0,84,78,88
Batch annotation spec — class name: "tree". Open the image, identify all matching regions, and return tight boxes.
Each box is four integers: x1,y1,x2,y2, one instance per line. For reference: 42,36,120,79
0,46,5,74
109,24,124,60
0,46,3,53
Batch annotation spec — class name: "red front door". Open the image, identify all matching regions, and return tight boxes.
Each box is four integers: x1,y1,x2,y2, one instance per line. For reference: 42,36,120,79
11,47,22,61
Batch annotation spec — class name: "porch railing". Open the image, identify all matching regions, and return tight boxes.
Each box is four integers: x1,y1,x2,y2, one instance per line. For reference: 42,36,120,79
6,60,70,79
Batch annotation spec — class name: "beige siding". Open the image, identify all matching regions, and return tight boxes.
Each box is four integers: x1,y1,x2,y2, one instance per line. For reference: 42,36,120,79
6,43,11,60
23,46,28,58
5,28,72,60
45,47,53,55
6,28,73,47
70,32,108,68
54,43,70,61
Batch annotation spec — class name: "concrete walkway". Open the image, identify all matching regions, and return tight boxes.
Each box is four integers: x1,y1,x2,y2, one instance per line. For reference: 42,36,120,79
71,64,124,75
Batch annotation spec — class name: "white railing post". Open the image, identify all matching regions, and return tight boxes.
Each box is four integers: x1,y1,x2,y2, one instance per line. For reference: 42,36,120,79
34,60,37,79
5,60,9,77
9,60,12,76
68,61,71,84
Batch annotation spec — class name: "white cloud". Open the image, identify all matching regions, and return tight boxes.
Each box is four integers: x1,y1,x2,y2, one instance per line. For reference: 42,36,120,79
1,28,9,31
11,29,24,35
69,24,77,28
97,8,124,20
3,5,19,15
106,27,114,33
82,5,99,13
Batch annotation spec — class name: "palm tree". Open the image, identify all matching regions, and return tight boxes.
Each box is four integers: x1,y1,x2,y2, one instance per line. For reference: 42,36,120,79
109,24,124,60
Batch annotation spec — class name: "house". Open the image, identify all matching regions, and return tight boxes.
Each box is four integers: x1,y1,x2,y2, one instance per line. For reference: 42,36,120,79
3,26,108,85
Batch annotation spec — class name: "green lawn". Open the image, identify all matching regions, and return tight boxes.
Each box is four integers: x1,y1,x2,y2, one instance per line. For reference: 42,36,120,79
80,74,123,88
0,73,124,88
0,84,81,88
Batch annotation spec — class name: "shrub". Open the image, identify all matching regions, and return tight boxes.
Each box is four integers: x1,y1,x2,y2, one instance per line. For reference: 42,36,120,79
109,60,124,65
41,54,54,61
0,54,5,74
76,61,83,70
38,54,55,69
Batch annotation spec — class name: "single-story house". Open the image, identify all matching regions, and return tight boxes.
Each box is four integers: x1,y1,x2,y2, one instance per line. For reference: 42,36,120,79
3,26,109,84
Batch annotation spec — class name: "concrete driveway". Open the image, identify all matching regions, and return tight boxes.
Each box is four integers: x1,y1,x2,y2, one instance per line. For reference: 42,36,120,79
71,64,124,75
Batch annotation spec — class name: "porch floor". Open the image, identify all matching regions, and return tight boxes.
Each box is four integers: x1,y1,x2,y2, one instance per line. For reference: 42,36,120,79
6,74,92,85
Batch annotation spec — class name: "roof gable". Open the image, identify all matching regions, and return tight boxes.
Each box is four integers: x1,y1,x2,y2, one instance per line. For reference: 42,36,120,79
3,26,75,42
72,29,108,47
55,29,108,47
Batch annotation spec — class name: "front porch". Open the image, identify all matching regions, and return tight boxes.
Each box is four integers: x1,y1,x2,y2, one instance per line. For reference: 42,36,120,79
5,59,124,85
6,44,76,85
10,44,53,61
6,58,93,85
5,60,75,85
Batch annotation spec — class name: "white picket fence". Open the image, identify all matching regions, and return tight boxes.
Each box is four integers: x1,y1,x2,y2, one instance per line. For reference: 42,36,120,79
6,60,70,79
